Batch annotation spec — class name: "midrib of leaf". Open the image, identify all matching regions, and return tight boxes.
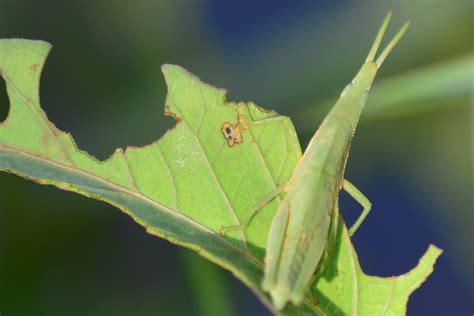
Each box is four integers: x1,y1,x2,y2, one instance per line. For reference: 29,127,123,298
379,281,396,316
347,229,359,316
0,144,262,268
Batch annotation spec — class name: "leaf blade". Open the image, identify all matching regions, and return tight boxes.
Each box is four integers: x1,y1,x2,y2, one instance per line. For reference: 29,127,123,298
0,38,442,315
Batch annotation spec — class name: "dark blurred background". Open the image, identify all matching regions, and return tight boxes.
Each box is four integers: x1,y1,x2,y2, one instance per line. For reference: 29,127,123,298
0,1,472,315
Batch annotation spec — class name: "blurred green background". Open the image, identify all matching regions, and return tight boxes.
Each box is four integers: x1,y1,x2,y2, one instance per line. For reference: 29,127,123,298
0,1,472,315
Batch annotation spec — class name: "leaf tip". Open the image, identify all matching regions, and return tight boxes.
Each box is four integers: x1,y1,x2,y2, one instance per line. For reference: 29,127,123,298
403,244,443,290
161,63,202,83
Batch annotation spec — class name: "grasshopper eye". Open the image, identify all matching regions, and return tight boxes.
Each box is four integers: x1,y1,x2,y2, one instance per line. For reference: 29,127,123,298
225,127,232,135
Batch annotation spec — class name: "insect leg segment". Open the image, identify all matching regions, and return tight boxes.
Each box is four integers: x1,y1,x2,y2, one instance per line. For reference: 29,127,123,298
218,224,242,236
244,182,288,228
219,182,288,236
342,179,373,236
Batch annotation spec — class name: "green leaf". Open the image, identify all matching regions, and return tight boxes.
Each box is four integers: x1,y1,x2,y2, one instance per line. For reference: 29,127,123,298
0,39,441,315
307,212,442,315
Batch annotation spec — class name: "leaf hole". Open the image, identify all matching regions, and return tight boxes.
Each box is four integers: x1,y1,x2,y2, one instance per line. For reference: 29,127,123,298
0,74,9,123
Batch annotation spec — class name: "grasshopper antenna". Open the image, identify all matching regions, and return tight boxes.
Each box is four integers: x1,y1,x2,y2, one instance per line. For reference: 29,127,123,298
365,11,410,68
365,11,392,63
376,21,410,68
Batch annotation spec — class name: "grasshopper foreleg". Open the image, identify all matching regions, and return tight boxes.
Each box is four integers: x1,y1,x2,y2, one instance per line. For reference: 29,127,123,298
219,183,288,236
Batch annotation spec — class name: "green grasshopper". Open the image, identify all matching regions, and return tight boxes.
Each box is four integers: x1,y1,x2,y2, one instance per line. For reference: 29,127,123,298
258,13,410,310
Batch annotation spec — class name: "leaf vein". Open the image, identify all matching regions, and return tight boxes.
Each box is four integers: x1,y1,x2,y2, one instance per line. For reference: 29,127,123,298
2,73,74,166
155,145,178,210
169,94,248,250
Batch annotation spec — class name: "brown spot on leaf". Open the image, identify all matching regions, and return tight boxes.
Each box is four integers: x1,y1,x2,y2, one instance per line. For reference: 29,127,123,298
30,64,39,73
164,108,182,123
221,114,247,147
